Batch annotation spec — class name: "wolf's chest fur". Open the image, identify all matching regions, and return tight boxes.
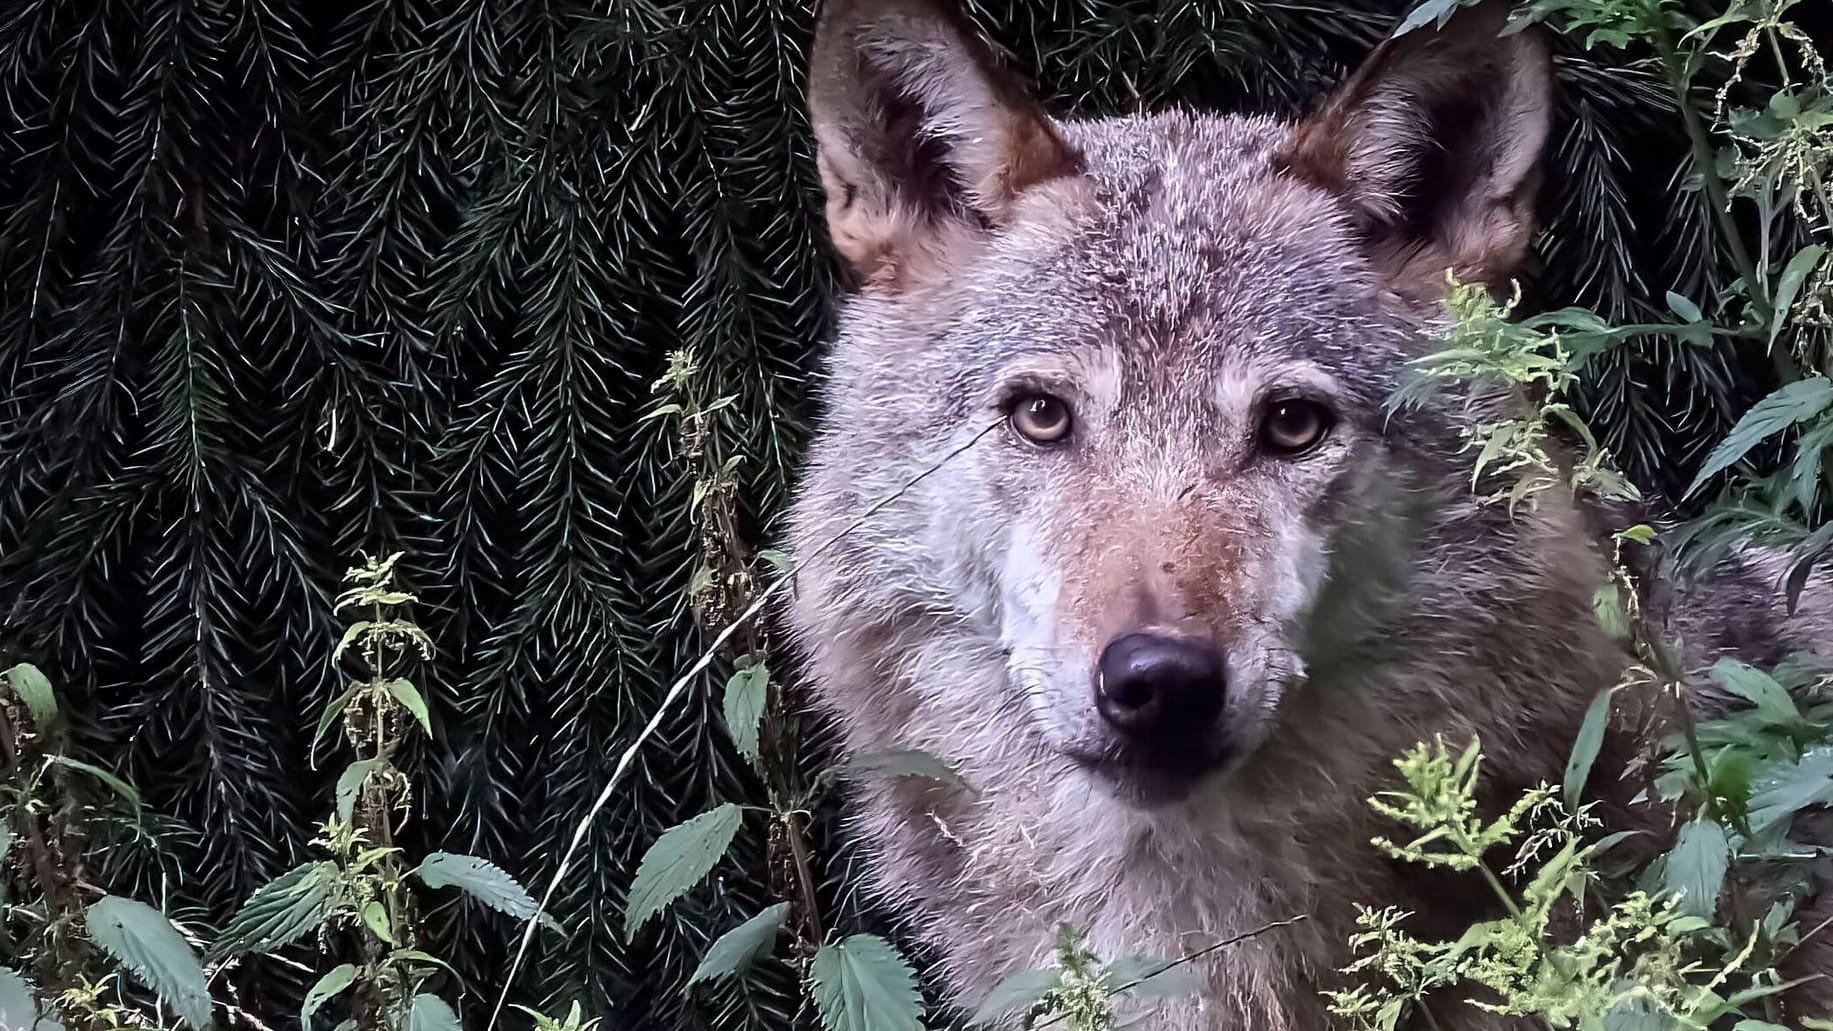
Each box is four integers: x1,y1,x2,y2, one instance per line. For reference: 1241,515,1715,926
844,651,1584,1030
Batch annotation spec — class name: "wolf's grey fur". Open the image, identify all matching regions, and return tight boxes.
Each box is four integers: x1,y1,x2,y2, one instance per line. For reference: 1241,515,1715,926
782,0,1833,1026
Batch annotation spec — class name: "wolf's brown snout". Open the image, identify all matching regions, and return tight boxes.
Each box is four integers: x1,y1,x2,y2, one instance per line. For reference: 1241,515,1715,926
1093,632,1226,736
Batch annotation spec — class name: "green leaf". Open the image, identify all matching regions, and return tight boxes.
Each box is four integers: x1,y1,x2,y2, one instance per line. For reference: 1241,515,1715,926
384,678,432,736
361,901,396,945
756,548,793,572
314,684,361,746
809,934,923,1031
1747,746,1833,833
1103,955,1202,1002
1772,244,1826,345
3,664,57,728
1564,686,1617,812
1662,819,1729,919
1592,585,1628,641
414,852,559,931
212,861,341,957
84,895,212,1028
1687,377,1833,497
844,748,973,792
1665,290,1703,323
625,803,745,935
688,902,790,986
407,994,462,1031
1710,658,1801,725
334,621,374,660
968,968,1059,1027
47,755,141,810
302,964,357,1028
1618,524,1656,545
723,660,769,765
336,758,384,824
1393,0,1481,36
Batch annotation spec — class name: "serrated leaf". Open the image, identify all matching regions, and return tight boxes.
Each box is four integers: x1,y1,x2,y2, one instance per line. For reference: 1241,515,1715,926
314,684,362,746
969,968,1059,1027
1687,377,1833,497
1662,819,1729,919
47,756,140,810
302,964,357,1028
84,895,211,1028
1393,0,1481,36
384,678,432,736
415,852,558,931
844,748,972,792
3,664,57,728
1747,746,1833,833
688,902,790,986
337,758,384,824
407,994,461,1031
809,934,923,1031
625,803,744,935
334,621,374,660
361,901,396,945
212,861,341,957
1565,686,1617,812
1710,659,1801,725
1772,244,1826,346
723,661,769,765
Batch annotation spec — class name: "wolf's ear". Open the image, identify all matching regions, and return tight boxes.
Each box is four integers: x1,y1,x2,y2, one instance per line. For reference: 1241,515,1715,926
1277,0,1553,302
807,0,1082,287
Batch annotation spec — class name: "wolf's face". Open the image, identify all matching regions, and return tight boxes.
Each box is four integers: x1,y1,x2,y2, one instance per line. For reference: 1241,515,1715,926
793,0,1551,807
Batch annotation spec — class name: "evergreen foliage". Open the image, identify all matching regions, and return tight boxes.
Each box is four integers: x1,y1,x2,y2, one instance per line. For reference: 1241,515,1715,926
0,0,1820,1027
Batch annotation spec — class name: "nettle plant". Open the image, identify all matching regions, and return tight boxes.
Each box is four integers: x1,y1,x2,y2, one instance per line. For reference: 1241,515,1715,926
208,553,566,1030
1329,0,1833,1015
1333,300,1833,1027
2,661,210,1031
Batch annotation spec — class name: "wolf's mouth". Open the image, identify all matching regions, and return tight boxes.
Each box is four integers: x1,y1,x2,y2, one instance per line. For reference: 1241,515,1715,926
1065,741,1232,808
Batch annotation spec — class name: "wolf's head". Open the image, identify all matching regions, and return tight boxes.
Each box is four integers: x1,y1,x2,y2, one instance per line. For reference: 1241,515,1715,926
787,0,1554,808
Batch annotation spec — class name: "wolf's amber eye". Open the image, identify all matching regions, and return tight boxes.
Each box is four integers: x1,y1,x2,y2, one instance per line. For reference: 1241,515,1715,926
1009,394,1073,445
1260,399,1333,456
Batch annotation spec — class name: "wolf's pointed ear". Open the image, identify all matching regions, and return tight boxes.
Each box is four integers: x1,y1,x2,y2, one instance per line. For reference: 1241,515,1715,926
1277,0,1553,302
807,0,1082,287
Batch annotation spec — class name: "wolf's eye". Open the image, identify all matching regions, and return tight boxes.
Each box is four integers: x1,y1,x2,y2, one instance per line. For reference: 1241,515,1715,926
1009,394,1073,445
1260,398,1334,456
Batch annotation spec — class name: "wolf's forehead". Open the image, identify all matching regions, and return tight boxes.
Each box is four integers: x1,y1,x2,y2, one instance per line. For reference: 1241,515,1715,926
999,112,1378,375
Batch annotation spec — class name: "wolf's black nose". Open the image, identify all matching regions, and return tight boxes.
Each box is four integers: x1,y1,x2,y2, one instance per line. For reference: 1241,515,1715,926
1094,632,1226,736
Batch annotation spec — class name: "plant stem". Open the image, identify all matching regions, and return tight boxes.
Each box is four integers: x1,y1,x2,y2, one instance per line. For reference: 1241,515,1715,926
780,809,823,942
1654,21,1785,375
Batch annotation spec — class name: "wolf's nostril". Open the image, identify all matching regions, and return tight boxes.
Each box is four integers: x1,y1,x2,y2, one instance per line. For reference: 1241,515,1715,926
1094,632,1226,735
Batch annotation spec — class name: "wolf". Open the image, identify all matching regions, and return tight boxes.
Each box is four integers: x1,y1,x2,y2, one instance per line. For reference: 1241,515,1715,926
779,0,1833,1026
